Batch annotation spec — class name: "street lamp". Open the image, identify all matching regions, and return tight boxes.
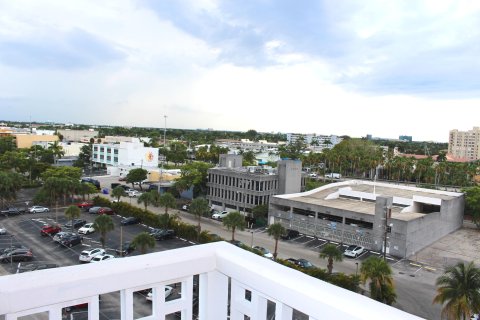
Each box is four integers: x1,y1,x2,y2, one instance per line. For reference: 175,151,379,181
250,231,254,247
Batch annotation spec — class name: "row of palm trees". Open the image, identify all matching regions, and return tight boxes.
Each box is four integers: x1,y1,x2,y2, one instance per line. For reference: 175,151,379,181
301,139,478,187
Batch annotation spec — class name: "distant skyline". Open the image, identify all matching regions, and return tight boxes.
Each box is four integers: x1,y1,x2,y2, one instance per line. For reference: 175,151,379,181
1,1,479,142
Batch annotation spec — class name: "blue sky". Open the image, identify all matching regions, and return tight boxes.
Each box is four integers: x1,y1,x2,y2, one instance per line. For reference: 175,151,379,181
0,0,479,142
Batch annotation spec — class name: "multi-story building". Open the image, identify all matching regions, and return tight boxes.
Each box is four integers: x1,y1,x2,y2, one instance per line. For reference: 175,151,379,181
448,127,480,161
269,180,464,258
13,134,59,148
215,139,279,152
92,141,158,169
206,155,303,214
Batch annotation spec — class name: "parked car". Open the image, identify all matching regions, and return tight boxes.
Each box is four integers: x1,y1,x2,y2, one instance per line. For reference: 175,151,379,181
53,232,76,243
146,286,173,301
295,258,316,269
281,229,300,240
40,225,61,236
121,217,141,226
78,223,95,235
76,201,94,211
64,219,87,229
119,185,133,191
0,226,6,235
118,176,127,181
98,207,114,215
90,254,115,263
79,248,106,263
343,245,365,258
0,248,33,263
60,234,83,247
28,206,50,213
212,211,229,220
181,204,189,211
151,229,175,241
81,177,100,190
88,206,102,214
1,207,22,215
1,244,27,255
252,246,274,259
230,240,245,248
116,241,136,256
308,173,318,178
127,190,142,198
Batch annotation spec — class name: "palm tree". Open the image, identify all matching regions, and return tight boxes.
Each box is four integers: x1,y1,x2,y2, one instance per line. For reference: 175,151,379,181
433,261,480,320
64,205,81,231
319,244,343,274
266,223,285,260
360,256,396,305
222,211,246,242
159,192,177,216
131,232,155,254
93,215,115,249
137,191,154,210
111,186,126,202
189,197,210,240
0,171,22,209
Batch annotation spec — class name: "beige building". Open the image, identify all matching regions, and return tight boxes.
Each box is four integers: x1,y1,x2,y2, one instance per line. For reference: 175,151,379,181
14,134,59,149
448,127,480,161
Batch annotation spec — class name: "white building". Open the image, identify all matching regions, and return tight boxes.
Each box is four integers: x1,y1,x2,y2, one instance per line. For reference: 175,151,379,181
92,141,158,169
448,127,480,161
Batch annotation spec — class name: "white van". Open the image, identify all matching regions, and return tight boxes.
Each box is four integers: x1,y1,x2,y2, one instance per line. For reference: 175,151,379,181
325,173,341,179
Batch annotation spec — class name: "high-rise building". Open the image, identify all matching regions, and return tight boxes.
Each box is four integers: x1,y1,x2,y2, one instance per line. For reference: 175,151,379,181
448,127,480,161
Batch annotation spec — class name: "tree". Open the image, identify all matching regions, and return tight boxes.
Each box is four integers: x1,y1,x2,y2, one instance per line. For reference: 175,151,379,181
319,244,343,274
266,223,285,260
189,197,210,240
126,168,147,191
64,205,81,231
159,192,177,216
79,182,98,200
252,204,269,226
137,191,154,210
222,211,246,242
433,261,480,320
463,186,480,228
0,171,23,208
111,186,126,202
131,232,156,254
93,215,115,249
360,256,396,305
176,162,214,197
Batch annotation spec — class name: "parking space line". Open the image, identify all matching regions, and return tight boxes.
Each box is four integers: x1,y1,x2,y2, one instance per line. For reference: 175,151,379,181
303,238,316,245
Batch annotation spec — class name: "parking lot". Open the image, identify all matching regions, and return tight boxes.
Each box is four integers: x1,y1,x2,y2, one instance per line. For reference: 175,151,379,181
0,209,195,320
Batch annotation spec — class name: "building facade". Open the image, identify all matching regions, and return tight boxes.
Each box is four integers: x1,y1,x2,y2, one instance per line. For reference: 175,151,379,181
269,180,464,258
92,141,158,168
207,155,303,214
14,134,59,148
57,129,98,143
448,127,480,161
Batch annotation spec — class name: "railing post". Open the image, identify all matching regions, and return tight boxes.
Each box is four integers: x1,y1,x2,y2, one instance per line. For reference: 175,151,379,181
120,289,134,320
275,303,293,320
199,271,229,320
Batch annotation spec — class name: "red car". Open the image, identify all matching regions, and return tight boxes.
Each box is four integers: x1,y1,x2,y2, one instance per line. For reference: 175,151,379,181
40,225,61,236
76,201,94,211
98,207,114,215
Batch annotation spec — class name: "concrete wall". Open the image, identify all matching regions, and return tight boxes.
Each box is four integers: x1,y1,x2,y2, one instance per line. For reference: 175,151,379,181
277,160,302,195
14,134,58,148
219,154,243,168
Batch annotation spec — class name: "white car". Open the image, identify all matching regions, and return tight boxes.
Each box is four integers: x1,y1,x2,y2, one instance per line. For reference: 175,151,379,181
252,246,274,259
90,254,115,263
78,223,95,235
28,206,49,213
79,248,105,262
343,245,365,258
212,211,229,220
128,190,142,197
146,286,173,301
0,226,6,235
308,173,318,178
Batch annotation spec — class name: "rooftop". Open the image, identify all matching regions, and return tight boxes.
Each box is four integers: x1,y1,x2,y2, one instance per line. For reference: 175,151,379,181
275,180,463,221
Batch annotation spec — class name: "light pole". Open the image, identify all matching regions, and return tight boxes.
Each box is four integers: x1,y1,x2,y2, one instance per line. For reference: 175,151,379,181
355,262,359,276
250,231,254,247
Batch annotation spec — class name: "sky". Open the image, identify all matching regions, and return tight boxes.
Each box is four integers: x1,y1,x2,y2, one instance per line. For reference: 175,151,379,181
0,0,479,142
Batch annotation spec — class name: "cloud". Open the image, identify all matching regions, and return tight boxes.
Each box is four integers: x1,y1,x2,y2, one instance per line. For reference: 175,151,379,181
0,28,124,69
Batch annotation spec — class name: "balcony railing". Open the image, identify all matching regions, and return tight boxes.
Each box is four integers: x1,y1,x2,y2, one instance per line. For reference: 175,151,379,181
0,242,422,320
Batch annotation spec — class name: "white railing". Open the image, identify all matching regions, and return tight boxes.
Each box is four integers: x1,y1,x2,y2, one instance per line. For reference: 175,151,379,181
0,242,423,320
